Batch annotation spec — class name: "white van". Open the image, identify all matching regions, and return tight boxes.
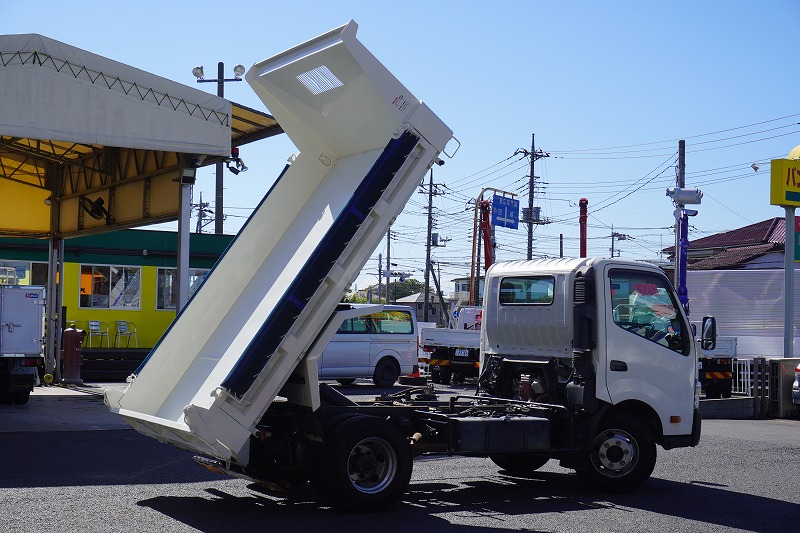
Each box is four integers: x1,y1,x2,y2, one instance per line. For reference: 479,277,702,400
318,305,418,387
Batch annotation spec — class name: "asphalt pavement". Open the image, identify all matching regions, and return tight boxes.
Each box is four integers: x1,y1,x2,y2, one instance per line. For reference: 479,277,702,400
0,383,129,433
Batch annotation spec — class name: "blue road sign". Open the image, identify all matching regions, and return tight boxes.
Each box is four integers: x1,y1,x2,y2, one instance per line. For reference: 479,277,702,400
491,195,519,230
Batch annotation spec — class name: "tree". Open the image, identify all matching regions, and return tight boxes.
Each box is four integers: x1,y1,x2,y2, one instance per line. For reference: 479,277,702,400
389,278,423,302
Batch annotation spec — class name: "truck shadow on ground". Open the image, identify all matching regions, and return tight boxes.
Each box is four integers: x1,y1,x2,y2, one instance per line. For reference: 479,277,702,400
136,467,799,533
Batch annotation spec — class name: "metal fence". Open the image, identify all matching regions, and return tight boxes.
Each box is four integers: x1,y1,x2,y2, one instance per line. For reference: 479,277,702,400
732,357,799,418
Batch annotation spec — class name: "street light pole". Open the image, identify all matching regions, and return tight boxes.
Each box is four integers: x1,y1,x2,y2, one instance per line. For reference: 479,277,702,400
214,62,225,235
193,61,244,234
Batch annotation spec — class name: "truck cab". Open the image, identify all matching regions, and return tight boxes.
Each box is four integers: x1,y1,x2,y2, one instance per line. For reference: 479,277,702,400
479,257,705,450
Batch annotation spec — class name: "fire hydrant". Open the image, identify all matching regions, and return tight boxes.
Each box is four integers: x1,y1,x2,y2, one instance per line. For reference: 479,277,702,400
61,324,86,385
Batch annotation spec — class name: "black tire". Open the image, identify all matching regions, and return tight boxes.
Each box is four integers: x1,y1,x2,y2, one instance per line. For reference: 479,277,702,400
576,412,656,492
373,358,399,388
12,390,30,405
313,415,412,512
490,453,549,474
721,382,733,399
430,367,442,384
298,413,365,501
439,367,452,385
704,382,721,399
336,379,356,386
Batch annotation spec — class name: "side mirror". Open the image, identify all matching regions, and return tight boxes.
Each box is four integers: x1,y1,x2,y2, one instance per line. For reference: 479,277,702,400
701,316,716,351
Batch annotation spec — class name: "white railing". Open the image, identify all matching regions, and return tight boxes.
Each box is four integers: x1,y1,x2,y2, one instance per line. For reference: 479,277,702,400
733,358,753,395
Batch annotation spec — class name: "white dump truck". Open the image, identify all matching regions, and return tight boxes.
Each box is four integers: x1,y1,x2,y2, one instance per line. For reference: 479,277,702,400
105,21,715,512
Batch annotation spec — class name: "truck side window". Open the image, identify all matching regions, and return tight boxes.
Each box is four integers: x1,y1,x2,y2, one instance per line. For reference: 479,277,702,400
499,276,554,305
337,317,370,334
609,270,687,354
368,310,414,334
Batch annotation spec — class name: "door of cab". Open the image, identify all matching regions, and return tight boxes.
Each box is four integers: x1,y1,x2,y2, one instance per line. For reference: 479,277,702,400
602,265,695,434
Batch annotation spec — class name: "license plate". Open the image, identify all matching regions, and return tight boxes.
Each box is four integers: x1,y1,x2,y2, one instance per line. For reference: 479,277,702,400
454,348,470,357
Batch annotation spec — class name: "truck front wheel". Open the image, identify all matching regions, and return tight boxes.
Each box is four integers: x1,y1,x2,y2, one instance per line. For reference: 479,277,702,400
312,415,412,512
576,413,656,492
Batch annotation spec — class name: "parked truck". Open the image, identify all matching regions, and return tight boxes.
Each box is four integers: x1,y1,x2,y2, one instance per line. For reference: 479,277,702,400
421,306,481,384
698,335,735,399
105,21,716,512
0,285,45,404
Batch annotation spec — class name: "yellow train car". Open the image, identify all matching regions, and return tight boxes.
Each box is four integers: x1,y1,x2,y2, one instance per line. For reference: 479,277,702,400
0,229,233,349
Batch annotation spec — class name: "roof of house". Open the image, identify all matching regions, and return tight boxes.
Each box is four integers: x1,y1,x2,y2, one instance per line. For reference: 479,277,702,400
687,242,782,270
688,217,785,250
660,217,787,270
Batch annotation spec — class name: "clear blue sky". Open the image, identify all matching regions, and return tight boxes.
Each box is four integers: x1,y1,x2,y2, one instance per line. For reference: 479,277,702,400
6,1,800,294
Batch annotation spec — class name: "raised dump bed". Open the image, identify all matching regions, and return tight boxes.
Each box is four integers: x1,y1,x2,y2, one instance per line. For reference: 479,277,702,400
104,21,453,464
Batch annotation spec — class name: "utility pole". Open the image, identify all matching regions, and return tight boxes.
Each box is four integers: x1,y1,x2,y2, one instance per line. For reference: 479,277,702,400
516,134,550,260
527,133,536,260
674,140,685,289
194,192,213,233
195,192,204,233
610,226,629,257
377,254,382,303
422,168,445,321
667,139,702,313
386,224,391,305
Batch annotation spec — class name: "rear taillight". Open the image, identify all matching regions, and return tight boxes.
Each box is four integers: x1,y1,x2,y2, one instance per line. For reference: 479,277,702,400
795,364,800,376
422,346,433,353
21,358,41,367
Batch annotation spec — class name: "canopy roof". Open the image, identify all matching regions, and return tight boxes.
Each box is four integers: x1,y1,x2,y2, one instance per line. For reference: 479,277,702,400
0,34,282,238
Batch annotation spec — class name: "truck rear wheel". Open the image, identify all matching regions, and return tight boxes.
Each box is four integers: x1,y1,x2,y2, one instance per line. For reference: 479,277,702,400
704,382,721,399
490,453,549,474
576,413,656,492
312,415,412,512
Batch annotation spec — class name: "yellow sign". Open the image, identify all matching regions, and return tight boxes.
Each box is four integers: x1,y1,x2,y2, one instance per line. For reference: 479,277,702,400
770,158,800,207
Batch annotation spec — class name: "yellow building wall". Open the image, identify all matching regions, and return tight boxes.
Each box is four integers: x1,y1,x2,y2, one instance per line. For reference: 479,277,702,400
63,263,176,348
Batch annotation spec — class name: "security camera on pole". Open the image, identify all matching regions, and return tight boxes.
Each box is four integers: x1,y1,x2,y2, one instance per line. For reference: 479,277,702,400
666,140,702,315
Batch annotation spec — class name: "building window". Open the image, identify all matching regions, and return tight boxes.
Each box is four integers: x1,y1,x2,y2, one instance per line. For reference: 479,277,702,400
31,262,49,286
0,260,31,285
0,261,51,286
156,268,209,310
80,265,141,309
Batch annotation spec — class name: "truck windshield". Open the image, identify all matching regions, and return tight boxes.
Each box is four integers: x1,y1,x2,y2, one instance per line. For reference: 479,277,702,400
609,270,688,354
